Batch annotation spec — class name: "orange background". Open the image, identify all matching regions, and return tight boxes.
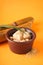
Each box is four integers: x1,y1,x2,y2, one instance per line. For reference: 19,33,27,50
0,0,43,65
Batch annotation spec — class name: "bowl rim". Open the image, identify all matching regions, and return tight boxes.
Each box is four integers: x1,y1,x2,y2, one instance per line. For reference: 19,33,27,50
6,28,36,43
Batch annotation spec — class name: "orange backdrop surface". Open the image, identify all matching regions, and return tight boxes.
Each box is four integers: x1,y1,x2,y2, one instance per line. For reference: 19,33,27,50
0,0,43,65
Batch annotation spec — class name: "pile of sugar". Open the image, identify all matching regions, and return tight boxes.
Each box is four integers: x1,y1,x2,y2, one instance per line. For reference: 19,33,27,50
10,28,31,42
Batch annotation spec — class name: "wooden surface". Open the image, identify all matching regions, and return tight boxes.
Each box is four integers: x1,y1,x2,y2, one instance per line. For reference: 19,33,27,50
0,0,43,65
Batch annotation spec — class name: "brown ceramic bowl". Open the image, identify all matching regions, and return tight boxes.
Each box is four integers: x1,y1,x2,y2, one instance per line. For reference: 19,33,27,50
6,28,36,54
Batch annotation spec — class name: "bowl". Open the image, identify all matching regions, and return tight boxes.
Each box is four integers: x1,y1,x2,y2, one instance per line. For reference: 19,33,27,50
6,28,36,54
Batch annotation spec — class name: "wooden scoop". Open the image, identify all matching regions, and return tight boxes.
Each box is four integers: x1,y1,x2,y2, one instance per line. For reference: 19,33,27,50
13,17,34,26
0,17,34,43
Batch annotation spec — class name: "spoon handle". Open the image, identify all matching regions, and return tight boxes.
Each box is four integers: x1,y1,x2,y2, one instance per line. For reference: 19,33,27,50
0,17,34,30
13,17,34,26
